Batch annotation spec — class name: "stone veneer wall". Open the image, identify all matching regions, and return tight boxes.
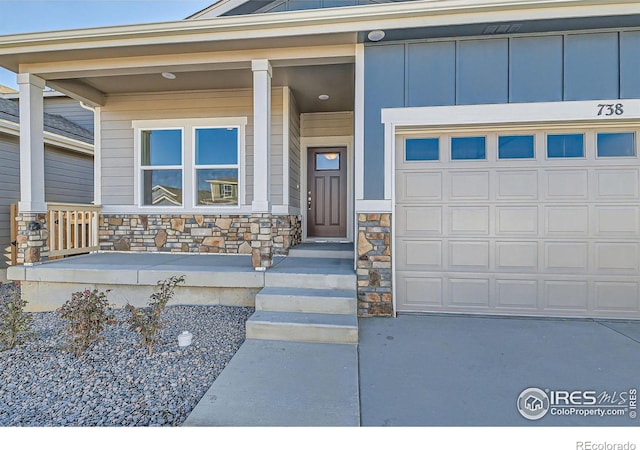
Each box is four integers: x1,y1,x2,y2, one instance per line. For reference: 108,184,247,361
99,214,302,261
16,212,49,265
357,213,392,316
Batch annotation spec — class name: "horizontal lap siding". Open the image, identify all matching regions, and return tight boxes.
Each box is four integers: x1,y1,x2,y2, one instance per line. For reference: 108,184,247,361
44,145,94,204
0,134,19,269
289,93,301,209
43,97,94,133
100,88,285,207
300,111,354,137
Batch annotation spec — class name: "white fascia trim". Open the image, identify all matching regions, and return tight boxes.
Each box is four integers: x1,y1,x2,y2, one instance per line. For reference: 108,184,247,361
1,1,638,57
0,119,93,155
382,99,640,129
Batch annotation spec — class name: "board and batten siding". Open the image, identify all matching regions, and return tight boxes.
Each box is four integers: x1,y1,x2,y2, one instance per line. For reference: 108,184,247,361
43,97,95,133
288,92,301,209
99,88,285,208
364,29,640,199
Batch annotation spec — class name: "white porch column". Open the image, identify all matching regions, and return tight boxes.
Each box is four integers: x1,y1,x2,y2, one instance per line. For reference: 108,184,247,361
17,73,46,213
251,59,272,213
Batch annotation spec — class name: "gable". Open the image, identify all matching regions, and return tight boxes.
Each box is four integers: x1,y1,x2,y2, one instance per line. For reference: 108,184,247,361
189,0,416,19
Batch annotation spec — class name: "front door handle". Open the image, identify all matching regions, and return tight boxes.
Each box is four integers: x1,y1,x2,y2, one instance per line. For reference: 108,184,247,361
307,191,312,210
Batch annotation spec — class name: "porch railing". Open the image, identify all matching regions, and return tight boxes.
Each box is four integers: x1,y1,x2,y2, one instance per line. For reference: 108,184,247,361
47,203,100,258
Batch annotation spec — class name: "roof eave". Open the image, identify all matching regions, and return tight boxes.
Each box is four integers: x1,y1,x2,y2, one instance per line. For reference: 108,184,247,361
1,0,638,65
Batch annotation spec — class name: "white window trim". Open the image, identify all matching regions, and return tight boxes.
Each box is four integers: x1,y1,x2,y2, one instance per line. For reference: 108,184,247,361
133,117,247,213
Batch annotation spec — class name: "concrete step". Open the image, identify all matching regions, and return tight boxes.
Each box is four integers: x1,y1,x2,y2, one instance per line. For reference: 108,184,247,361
288,246,353,260
256,287,356,315
246,310,358,344
265,271,355,290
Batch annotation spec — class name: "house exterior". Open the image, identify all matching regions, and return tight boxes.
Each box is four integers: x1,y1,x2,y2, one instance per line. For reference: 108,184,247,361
0,90,94,280
2,0,640,319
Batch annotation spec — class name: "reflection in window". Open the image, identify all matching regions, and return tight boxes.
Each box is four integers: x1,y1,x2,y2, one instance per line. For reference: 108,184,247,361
196,169,239,205
195,127,239,206
406,138,439,161
498,135,534,159
141,129,183,206
451,136,486,160
597,132,635,157
547,134,584,158
143,170,183,206
316,153,340,170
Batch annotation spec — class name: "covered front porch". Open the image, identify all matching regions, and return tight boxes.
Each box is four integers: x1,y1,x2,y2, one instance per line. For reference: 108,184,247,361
2,15,357,272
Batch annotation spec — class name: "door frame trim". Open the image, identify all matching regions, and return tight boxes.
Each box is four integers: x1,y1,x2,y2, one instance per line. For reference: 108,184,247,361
300,136,354,242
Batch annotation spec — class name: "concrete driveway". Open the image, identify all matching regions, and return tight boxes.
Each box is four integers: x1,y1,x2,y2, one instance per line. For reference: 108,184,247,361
358,314,640,426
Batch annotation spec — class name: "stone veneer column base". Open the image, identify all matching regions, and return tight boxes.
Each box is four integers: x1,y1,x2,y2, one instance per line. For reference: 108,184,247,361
16,212,49,265
357,213,392,317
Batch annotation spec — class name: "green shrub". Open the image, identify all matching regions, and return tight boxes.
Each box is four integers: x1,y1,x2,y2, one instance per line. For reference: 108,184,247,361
58,288,115,357
126,275,185,355
0,285,33,350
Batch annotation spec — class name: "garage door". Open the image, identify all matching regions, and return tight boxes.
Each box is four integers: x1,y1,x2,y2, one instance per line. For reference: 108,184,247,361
395,126,640,318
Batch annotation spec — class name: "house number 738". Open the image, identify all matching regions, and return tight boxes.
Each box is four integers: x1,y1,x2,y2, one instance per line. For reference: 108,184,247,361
597,103,624,116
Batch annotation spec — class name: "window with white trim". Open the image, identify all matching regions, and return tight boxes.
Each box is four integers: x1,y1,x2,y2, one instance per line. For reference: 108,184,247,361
134,118,246,210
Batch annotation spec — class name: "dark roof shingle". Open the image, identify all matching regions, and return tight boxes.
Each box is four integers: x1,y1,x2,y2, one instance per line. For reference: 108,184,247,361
0,97,93,144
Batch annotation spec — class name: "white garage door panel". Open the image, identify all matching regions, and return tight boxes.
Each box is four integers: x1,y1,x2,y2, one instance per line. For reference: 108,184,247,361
596,169,639,198
396,127,640,319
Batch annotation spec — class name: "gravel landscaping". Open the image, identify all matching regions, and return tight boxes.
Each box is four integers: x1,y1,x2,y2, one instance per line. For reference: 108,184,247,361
0,282,254,427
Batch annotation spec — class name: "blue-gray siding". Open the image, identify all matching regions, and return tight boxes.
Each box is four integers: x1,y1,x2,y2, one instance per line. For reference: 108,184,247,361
364,30,640,199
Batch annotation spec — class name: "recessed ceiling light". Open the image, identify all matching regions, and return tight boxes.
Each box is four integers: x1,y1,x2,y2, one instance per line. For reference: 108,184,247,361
367,30,385,42
162,72,176,80
318,94,329,101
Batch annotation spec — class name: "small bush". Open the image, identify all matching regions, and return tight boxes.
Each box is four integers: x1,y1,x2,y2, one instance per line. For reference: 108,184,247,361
58,288,115,357
0,284,33,350
126,275,185,355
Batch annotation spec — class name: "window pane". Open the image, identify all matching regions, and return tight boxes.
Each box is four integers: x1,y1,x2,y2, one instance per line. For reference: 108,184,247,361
142,169,182,206
197,169,239,205
498,135,534,159
315,153,340,170
597,132,636,157
406,138,439,161
141,130,182,166
195,128,239,165
451,136,486,160
547,134,584,158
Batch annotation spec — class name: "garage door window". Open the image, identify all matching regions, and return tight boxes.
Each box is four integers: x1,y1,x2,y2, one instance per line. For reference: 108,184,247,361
406,138,439,161
451,136,486,160
547,133,584,158
498,135,535,159
597,132,636,157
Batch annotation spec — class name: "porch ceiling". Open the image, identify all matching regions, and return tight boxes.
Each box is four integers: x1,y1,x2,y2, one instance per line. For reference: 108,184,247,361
78,63,354,113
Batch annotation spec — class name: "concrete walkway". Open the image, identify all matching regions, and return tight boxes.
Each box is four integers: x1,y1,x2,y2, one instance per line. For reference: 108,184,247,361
183,339,359,426
185,313,640,427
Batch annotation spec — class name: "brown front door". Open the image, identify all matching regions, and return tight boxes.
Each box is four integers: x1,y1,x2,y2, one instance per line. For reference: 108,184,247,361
307,147,347,238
